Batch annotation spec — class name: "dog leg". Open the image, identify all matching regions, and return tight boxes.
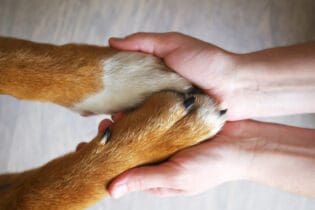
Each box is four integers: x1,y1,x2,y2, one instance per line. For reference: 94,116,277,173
0,91,225,210
0,36,191,114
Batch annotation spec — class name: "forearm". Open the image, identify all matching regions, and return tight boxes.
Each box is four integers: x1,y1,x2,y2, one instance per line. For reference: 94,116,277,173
228,41,315,119
244,123,315,197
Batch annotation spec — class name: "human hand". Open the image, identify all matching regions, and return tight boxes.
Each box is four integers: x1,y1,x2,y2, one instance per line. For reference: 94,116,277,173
110,33,315,119
107,120,254,198
109,32,240,120
108,120,315,198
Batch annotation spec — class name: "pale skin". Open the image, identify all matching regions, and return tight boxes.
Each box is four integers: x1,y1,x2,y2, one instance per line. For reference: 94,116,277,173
95,32,315,198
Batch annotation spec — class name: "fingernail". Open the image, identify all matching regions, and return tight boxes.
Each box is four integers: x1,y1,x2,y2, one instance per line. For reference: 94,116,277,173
112,184,127,199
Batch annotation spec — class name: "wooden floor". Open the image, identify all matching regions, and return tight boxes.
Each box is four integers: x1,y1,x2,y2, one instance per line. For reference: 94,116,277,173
0,0,315,209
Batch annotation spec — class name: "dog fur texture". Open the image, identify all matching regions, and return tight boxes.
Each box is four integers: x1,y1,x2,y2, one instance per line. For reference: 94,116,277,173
0,37,226,209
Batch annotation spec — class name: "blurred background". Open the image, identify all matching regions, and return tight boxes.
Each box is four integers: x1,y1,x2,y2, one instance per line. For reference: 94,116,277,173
0,0,315,209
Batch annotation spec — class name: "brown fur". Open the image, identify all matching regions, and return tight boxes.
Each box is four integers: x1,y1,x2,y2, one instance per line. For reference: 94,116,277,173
0,37,223,209
0,37,116,107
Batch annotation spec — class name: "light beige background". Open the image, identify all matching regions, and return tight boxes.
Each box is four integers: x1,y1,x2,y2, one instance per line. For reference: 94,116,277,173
0,0,315,209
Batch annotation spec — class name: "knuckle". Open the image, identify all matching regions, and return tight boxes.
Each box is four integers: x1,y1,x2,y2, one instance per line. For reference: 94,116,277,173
127,172,146,191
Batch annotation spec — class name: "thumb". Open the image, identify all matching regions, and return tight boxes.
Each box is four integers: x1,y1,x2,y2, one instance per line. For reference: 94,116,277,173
108,163,178,198
108,32,182,57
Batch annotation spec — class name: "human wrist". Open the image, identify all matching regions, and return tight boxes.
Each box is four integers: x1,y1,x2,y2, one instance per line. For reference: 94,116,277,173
235,122,315,196
227,43,315,120
225,51,289,120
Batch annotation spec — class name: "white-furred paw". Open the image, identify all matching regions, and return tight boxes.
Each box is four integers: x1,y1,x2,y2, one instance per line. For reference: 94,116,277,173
195,95,226,138
72,52,192,114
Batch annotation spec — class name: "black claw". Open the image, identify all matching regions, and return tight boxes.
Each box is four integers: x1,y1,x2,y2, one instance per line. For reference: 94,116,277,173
219,109,228,116
104,127,111,139
183,96,196,111
100,127,111,144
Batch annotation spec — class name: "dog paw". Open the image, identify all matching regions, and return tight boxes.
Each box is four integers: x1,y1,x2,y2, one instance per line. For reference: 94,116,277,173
94,91,226,165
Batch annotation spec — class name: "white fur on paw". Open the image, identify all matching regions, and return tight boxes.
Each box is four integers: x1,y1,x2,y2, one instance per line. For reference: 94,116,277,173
72,52,192,114
196,96,226,138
